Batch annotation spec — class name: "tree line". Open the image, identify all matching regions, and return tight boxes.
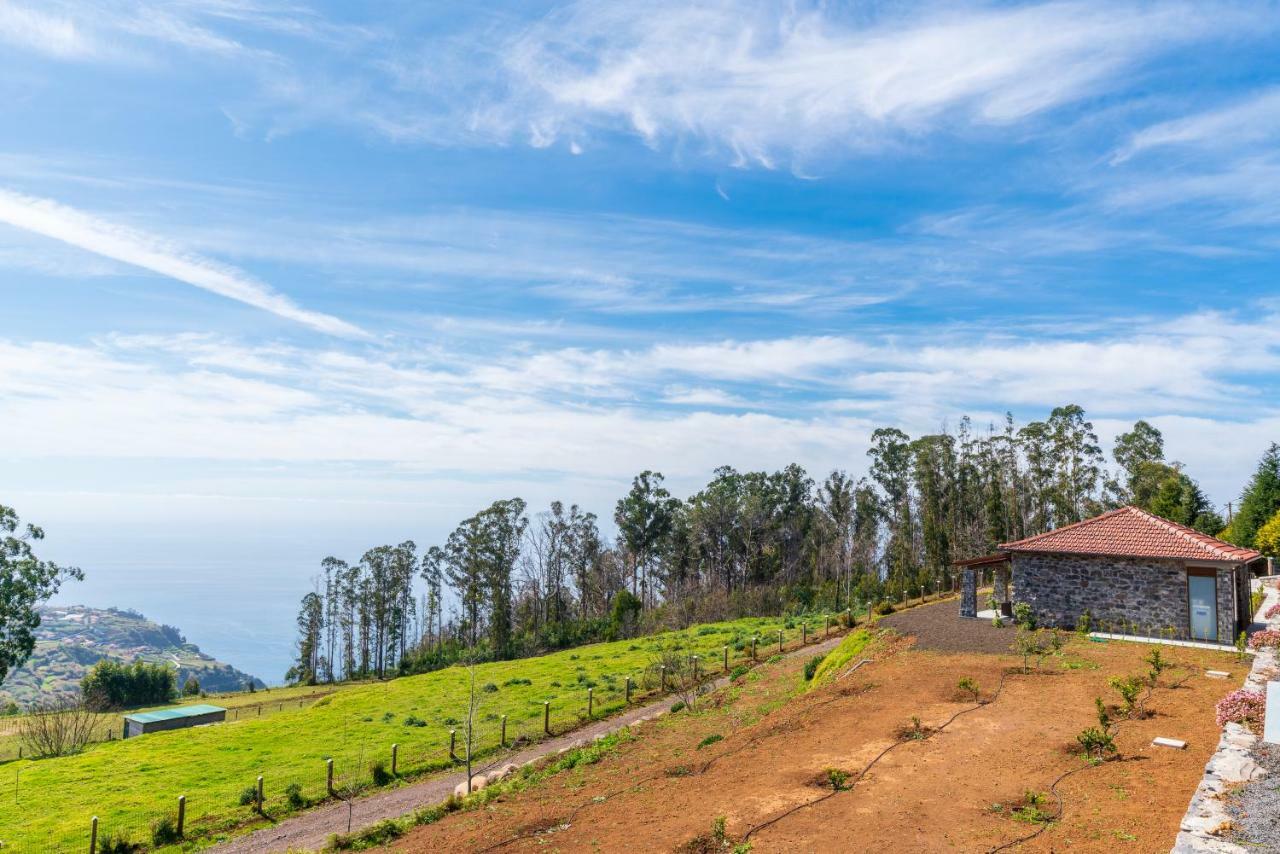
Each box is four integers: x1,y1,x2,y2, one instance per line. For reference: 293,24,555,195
288,405,1278,684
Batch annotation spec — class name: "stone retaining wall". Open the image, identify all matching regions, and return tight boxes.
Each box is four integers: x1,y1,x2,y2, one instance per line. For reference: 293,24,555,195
1172,578,1279,853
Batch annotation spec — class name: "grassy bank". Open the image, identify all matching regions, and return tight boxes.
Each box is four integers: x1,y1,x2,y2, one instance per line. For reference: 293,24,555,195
1,614,833,851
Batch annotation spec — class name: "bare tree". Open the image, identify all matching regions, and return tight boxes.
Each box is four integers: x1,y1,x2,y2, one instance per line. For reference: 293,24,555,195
19,695,100,757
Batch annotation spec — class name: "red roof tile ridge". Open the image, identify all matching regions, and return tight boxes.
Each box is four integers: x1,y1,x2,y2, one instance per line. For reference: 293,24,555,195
999,504,1262,562
997,506,1130,550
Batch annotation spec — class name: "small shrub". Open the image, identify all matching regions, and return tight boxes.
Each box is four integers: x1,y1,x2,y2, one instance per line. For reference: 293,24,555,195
1012,602,1036,630
1076,726,1116,761
1264,602,1280,620
873,601,895,616
403,714,426,727
1075,611,1092,635
237,785,257,806
381,711,395,722
697,734,723,750
729,665,749,681
670,700,686,713
957,677,980,702
502,677,532,686
479,682,498,693
1215,689,1266,730
442,716,460,726
766,654,783,664
1144,647,1169,685
371,760,393,786
1108,675,1144,717
1011,790,1053,824
1236,631,1249,661
826,768,851,791
992,614,1004,628
150,815,181,846
803,655,825,681
286,782,306,809
98,833,143,854
1248,629,1280,649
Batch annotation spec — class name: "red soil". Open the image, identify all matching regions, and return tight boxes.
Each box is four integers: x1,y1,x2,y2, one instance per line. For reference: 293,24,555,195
397,609,1238,854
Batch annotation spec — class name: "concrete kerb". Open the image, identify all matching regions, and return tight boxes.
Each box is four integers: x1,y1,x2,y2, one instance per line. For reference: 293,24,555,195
1171,576,1279,854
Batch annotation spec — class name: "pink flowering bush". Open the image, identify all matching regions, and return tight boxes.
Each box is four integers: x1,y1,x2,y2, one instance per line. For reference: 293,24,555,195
1265,602,1280,620
1248,629,1280,649
1215,689,1267,729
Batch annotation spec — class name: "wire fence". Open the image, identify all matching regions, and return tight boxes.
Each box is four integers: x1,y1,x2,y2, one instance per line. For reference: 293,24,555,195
0,697,319,765
0,611,879,853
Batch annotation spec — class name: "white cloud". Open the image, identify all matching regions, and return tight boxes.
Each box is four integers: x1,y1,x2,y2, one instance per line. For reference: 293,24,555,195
1117,86,1280,162
0,3,94,58
0,188,366,337
461,0,1252,167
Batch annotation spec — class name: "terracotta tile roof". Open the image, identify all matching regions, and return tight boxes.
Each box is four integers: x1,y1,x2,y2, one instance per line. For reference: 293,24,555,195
999,506,1263,563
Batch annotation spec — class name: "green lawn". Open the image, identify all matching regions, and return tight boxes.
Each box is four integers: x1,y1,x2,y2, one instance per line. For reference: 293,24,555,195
0,614,841,851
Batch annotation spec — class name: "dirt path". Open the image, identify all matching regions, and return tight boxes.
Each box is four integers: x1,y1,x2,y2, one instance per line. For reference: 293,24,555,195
211,632,849,854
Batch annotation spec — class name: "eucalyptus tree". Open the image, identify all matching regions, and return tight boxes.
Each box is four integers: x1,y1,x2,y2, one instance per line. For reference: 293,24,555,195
614,471,681,607
868,427,914,586
478,498,527,657
818,471,855,608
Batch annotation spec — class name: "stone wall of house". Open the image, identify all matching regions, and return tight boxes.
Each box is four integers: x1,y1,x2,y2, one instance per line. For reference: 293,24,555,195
1010,553,1236,643
1217,568,1237,643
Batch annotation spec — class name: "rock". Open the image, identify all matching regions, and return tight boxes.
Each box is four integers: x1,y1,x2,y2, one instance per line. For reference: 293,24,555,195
470,774,488,791
1154,737,1188,749
453,781,468,799
570,738,587,749
497,764,517,780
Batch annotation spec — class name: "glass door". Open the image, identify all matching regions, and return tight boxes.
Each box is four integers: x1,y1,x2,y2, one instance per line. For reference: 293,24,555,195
1188,573,1218,642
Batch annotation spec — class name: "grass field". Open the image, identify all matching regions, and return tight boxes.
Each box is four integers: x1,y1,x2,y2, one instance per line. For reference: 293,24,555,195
0,614,840,851
0,683,344,763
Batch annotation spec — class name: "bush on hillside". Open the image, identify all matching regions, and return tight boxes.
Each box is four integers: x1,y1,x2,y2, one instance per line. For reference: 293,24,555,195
81,659,176,710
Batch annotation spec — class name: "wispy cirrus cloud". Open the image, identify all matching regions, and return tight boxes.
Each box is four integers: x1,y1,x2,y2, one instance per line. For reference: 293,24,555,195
416,0,1262,168
0,188,365,337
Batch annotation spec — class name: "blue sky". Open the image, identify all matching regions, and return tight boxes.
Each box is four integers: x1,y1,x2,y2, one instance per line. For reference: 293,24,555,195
3,1,1280,678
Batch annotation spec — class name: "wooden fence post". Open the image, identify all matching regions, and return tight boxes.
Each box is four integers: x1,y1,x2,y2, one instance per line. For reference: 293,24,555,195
692,656,699,680
723,645,729,672
90,816,98,854
802,623,807,644
326,758,334,795
256,775,264,813
177,795,186,838
778,630,783,653
543,701,551,735
752,637,757,661
391,743,398,776
625,676,632,704
660,665,667,691
501,715,508,747
449,729,457,761
587,688,593,718
825,616,830,638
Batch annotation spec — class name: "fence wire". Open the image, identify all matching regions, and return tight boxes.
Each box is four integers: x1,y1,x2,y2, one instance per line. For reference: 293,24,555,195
0,616,866,852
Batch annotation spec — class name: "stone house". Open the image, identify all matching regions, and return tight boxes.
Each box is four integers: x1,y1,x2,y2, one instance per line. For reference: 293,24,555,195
957,506,1265,645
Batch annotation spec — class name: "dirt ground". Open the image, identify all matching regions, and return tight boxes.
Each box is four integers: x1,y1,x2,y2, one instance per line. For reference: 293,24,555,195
396,602,1241,854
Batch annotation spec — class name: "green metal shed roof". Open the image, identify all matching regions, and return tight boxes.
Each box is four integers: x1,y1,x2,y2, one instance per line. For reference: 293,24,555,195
124,704,226,724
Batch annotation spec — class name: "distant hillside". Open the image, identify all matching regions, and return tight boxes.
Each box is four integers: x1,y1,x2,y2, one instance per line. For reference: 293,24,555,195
0,605,263,707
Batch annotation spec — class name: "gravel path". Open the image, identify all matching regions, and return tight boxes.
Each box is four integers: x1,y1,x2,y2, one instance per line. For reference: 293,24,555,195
878,597,1015,654
1226,739,1280,851
211,632,849,854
